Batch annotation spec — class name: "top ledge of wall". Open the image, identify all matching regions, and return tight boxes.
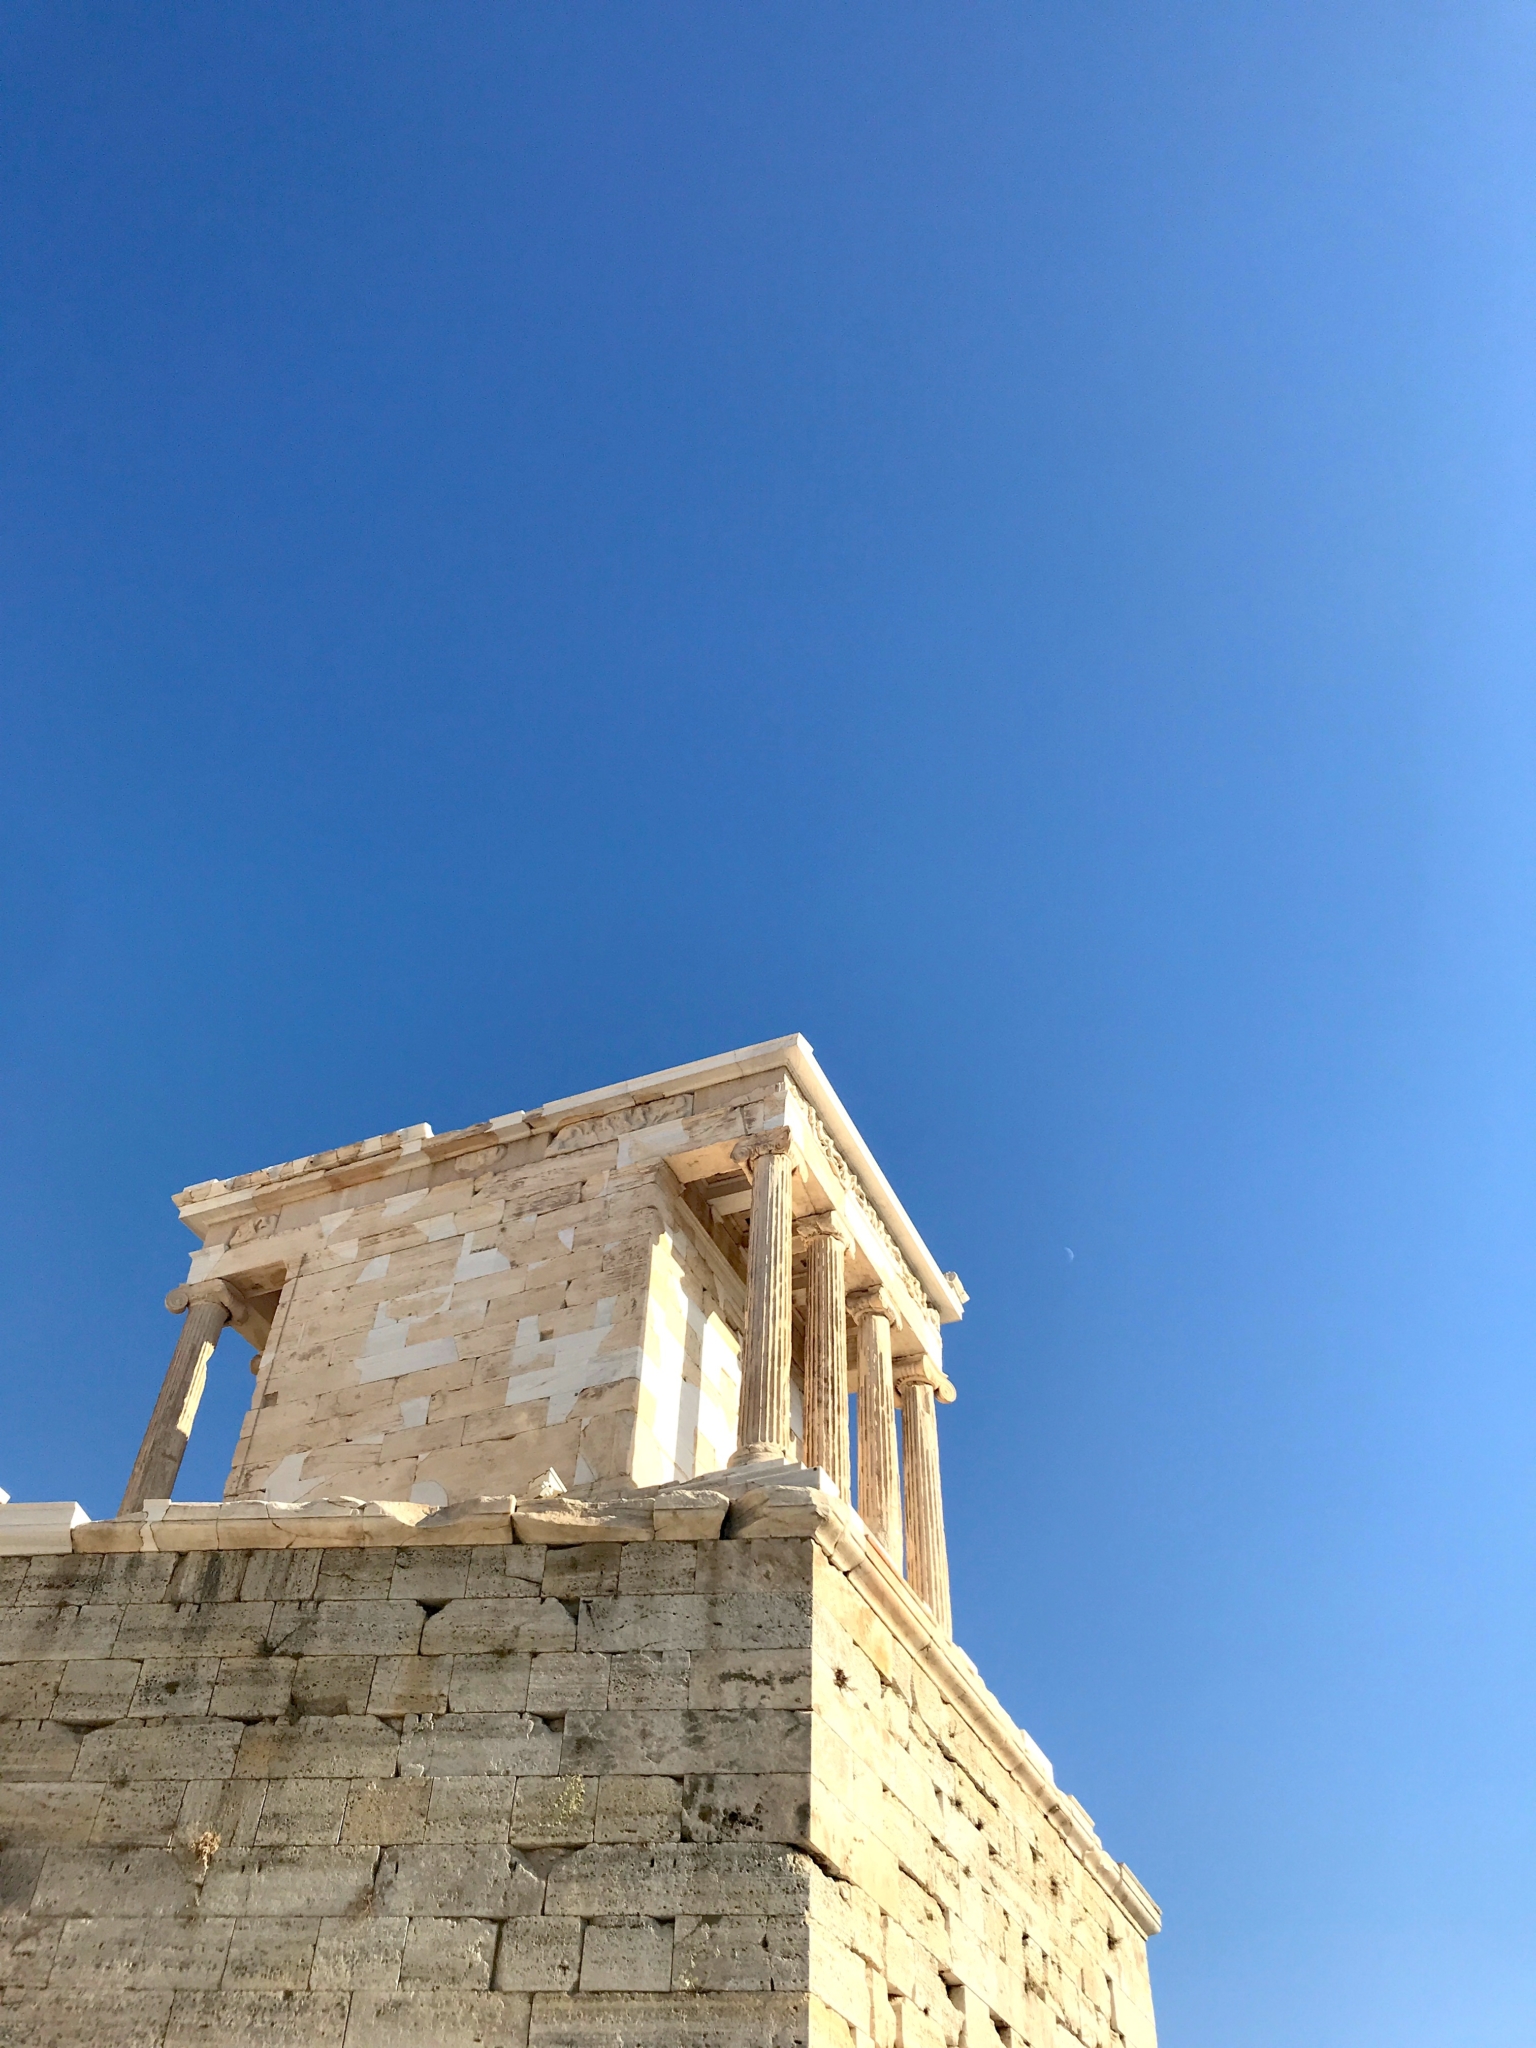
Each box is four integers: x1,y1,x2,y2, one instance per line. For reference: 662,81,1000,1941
0,1501,89,1555
63,1459,841,1558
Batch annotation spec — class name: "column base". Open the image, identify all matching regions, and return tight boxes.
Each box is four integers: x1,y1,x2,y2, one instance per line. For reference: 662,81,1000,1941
727,1443,794,1469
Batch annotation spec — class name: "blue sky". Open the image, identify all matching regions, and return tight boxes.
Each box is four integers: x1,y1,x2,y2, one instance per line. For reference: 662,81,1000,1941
2,5,1532,2041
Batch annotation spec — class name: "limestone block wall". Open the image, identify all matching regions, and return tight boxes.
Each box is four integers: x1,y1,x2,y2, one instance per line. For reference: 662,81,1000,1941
807,1553,1158,2048
221,1153,743,1510
0,1524,1157,2048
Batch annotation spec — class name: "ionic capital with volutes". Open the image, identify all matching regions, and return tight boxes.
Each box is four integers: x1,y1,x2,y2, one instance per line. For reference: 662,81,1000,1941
731,1126,795,1172
847,1285,894,1326
166,1278,250,1322
794,1211,851,1250
891,1354,957,1404
167,1277,275,1351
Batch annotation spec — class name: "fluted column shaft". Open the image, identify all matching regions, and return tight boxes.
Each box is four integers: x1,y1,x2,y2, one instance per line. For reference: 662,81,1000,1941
120,1285,239,1514
729,1129,796,1465
850,1289,901,1561
895,1362,952,1634
796,1215,851,1499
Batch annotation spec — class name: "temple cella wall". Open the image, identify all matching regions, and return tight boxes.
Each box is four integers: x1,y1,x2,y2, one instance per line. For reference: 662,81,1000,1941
0,1038,1159,2046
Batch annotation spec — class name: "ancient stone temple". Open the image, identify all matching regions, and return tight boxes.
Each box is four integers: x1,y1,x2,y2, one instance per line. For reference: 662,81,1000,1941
0,1036,1159,2047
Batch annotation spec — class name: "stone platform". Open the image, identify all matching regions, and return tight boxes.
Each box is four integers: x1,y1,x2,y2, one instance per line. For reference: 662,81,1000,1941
0,1481,1157,2048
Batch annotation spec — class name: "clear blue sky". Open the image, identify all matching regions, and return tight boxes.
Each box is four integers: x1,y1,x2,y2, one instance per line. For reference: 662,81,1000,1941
2,5,1532,2041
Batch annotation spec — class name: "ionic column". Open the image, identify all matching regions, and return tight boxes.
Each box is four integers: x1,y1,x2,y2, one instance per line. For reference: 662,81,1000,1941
893,1357,953,1635
795,1213,852,1499
728,1128,796,1465
120,1280,248,1514
849,1287,901,1561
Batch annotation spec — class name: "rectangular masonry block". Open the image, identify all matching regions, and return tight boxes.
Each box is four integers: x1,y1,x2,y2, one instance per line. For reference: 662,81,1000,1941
425,1775,516,1843
0,1503,88,1556
89,1780,184,1846
343,1988,533,2048
618,1544,699,1595
221,1915,321,1990
523,1989,812,2046
51,1912,235,1989
694,1540,814,1598
73,1718,242,1783
197,1847,382,1920
374,1845,546,1921
18,1556,101,1599
315,1551,399,1599
0,1914,61,1987
269,1601,424,1658
212,1658,299,1720
578,1915,674,1992
509,1774,598,1848
681,1773,811,1846
464,1549,546,1598
309,1915,409,1990
688,1647,813,1710
114,1602,273,1660
236,1716,400,1781
290,1657,376,1717
128,1655,221,1716
0,1605,123,1661
0,1664,62,1718
593,1774,682,1845
341,1777,432,1846
607,1649,690,1708
491,1917,582,1993
400,1914,499,1989
546,1844,815,1920
167,1552,250,1604
420,1600,575,1657
398,1713,562,1780
177,1778,269,1855
0,1719,80,1782
0,1988,174,2048
31,1844,201,1919
538,1547,620,1602
447,1654,532,1714
93,1552,178,1602
50,1659,139,1726
254,1776,350,1846
238,1552,322,1604
162,1987,351,2047
525,1653,608,1714
671,1913,811,1994
0,1782,102,1844
559,1707,811,1777
369,1656,453,1716
390,1550,472,1605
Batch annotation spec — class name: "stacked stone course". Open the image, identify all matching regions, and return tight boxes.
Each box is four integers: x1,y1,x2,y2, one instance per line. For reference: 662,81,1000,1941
0,1512,1156,2046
